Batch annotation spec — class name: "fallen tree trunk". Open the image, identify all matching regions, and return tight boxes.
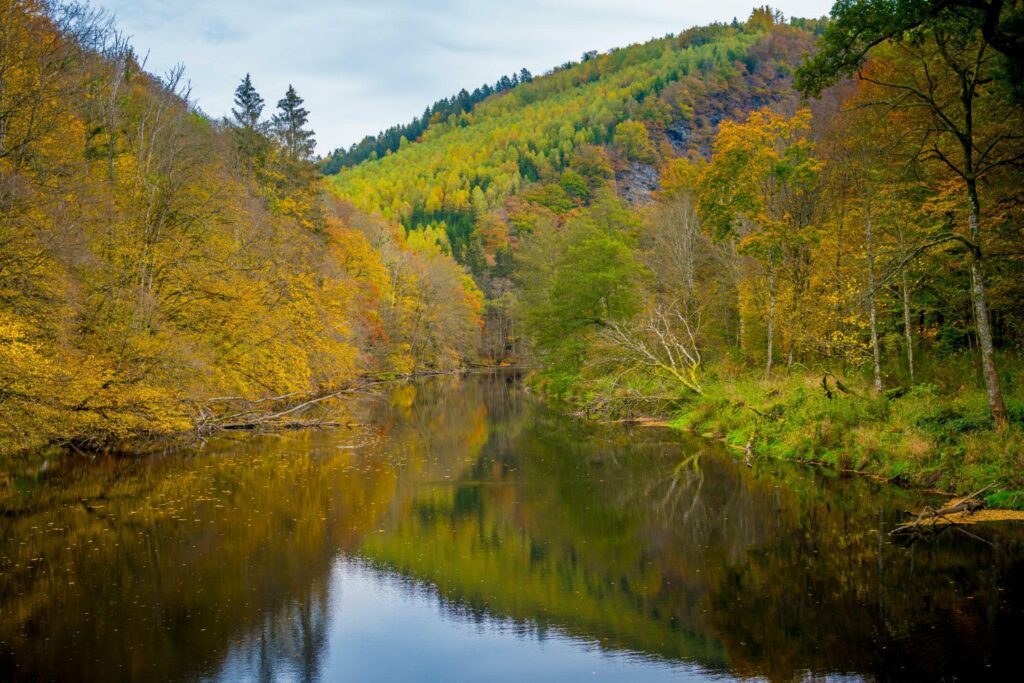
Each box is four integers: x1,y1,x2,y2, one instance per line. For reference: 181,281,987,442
191,376,392,435
890,484,994,536
192,367,516,435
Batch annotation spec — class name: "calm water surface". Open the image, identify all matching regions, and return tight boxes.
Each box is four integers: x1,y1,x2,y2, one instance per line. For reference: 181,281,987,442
1,371,1022,681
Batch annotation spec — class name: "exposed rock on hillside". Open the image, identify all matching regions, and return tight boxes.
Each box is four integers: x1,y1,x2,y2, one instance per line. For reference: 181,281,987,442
616,161,659,205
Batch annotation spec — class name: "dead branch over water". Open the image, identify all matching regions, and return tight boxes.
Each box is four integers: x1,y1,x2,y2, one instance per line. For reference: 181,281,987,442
188,369,512,435
891,484,995,536
190,377,395,434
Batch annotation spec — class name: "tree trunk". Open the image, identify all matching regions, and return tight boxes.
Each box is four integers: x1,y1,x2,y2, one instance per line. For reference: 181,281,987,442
765,254,775,382
734,244,745,353
966,182,1007,427
737,307,745,352
865,195,882,393
950,45,1007,426
897,226,914,383
900,269,914,383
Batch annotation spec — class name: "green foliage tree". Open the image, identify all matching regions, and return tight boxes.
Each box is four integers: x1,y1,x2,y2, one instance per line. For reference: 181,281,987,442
614,120,656,163
517,196,643,389
272,85,316,160
796,0,1024,97
230,73,271,161
232,73,264,128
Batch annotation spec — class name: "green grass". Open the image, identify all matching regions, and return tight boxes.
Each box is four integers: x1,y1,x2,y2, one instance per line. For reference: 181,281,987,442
666,363,1024,509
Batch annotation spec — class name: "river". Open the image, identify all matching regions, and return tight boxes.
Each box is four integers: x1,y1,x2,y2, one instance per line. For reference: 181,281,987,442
1,370,1021,681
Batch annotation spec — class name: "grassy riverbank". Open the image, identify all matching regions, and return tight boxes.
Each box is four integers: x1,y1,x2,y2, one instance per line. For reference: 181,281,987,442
665,362,1024,510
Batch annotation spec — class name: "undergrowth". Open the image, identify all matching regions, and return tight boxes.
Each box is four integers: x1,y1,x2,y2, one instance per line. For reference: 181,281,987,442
537,352,1024,510
669,360,1024,509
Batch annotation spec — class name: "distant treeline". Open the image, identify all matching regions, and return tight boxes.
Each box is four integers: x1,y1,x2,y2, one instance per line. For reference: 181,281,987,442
320,68,534,174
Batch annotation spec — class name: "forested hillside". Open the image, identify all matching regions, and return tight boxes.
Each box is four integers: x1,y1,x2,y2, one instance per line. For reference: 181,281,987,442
327,4,1024,503
320,67,534,174
4,0,1023,505
4,3,1024,680
0,0,481,451
328,14,815,265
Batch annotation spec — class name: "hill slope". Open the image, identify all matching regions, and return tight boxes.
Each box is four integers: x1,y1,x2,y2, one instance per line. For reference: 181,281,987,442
326,16,818,267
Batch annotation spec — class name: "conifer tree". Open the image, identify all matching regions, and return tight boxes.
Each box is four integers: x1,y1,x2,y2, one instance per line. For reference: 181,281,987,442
272,85,316,160
230,74,271,162
231,73,264,129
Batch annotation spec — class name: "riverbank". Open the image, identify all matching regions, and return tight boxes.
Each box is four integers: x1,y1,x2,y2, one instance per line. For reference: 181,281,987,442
4,367,517,459
665,371,1024,510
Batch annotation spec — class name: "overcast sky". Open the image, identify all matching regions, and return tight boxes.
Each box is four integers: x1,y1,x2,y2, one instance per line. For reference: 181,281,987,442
94,1,835,155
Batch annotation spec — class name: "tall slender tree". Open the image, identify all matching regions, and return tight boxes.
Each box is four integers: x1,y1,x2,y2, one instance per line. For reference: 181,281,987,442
230,73,270,160
231,73,264,129
272,85,316,160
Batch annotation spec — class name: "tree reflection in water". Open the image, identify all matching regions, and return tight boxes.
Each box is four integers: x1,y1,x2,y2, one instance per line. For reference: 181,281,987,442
1,371,1022,682
219,579,331,683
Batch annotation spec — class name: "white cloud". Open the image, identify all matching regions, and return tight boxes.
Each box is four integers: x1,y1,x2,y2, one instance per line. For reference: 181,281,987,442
95,0,835,154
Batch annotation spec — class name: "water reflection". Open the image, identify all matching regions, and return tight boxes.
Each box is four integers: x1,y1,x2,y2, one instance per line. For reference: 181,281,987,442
1,371,1022,681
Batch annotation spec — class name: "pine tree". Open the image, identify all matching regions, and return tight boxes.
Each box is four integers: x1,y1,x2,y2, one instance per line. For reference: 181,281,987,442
231,73,265,129
519,68,533,83
230,74,270,162
272,85,316,160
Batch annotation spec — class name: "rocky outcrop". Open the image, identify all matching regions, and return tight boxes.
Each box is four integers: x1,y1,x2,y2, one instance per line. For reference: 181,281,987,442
665,121,691,155
615,161,659,205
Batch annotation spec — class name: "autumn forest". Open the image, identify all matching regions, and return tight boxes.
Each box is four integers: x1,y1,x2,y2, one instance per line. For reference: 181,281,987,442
4,1,1024,680
1,0,1023,501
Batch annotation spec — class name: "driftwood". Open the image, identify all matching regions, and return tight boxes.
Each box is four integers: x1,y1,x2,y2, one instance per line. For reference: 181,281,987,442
192,367,500,434
191,377,392,435
890,483,994,536
604,416,672,427
727,438,755,468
